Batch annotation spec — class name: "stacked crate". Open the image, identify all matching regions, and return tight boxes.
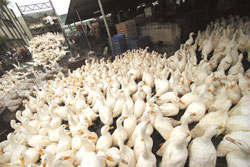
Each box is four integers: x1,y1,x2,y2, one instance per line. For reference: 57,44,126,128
109,34,127,55
116,19,137,39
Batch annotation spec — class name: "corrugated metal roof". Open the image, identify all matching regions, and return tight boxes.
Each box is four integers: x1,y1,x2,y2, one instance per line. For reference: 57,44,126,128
65,0,155,24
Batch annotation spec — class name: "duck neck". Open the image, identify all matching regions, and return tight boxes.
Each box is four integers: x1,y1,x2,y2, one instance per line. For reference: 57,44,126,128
142,142,149,159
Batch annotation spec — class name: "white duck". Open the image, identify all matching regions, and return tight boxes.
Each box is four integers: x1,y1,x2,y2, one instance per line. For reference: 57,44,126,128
136,138,156,167
134,122,153,160
226,114,250,133
226,137,250,167
217,131,250,157
189,125,221,167
181,92,206,124
152,110,174,140
122,105,137,138
161,132,189,167
112,116,127,146
118,136,136,167
157,114,193,156
96,125,113,152
191,99,231,138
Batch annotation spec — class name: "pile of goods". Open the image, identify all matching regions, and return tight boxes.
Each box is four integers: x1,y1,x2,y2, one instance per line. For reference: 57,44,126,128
0,15,250,167
28,32,69,67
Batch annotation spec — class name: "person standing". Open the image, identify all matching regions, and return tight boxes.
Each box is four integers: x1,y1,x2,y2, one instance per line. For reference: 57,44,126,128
43,14,56,32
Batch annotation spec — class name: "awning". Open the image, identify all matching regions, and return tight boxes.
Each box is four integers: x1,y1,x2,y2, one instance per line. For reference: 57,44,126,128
65,0,155,25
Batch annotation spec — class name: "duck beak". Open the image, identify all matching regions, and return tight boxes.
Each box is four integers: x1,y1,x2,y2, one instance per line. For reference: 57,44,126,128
179,99,185,105
20,156,25,164
229,84,234,89
88,136,96,140
156,98,160,101
151,111,156,114
123,117,128,120
42,164,46,167
64,156,71,160
219,125,223,130
0,150,3,155
187,132,191,137
65,124,70,128
80,131,84,135
109,126,114,130
107,156,114,162
88,123,94,127
191,113,197,117
39,149,44,155
226,137,235,143
141,138,145,142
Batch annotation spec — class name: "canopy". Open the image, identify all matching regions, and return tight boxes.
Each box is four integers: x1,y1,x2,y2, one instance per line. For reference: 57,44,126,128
65,0,155,24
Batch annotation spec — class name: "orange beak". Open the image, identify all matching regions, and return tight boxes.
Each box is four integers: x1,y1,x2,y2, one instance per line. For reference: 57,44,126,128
0,150,3,155
179,100,185,105
219,125,223,129
64,156,71,160
107,156,114,162
187,132,191,137
88,136,96,140
229,84,234,89
191,113,197,117
151,111,156,114
88,123,94,127
80,131,84,135
109,126,114,130
39,149,44,155
141,138,145,142
65,124,70,128
208,89,212,92
42,164,46,167
20,157,25,164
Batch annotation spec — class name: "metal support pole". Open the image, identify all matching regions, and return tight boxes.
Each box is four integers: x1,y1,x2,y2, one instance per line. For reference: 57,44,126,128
76,9,92,50
97,0,115,56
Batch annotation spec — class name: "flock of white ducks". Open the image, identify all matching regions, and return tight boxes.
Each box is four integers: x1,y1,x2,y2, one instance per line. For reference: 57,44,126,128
0,33,68,113
28,32,69,67
0,15,250,167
